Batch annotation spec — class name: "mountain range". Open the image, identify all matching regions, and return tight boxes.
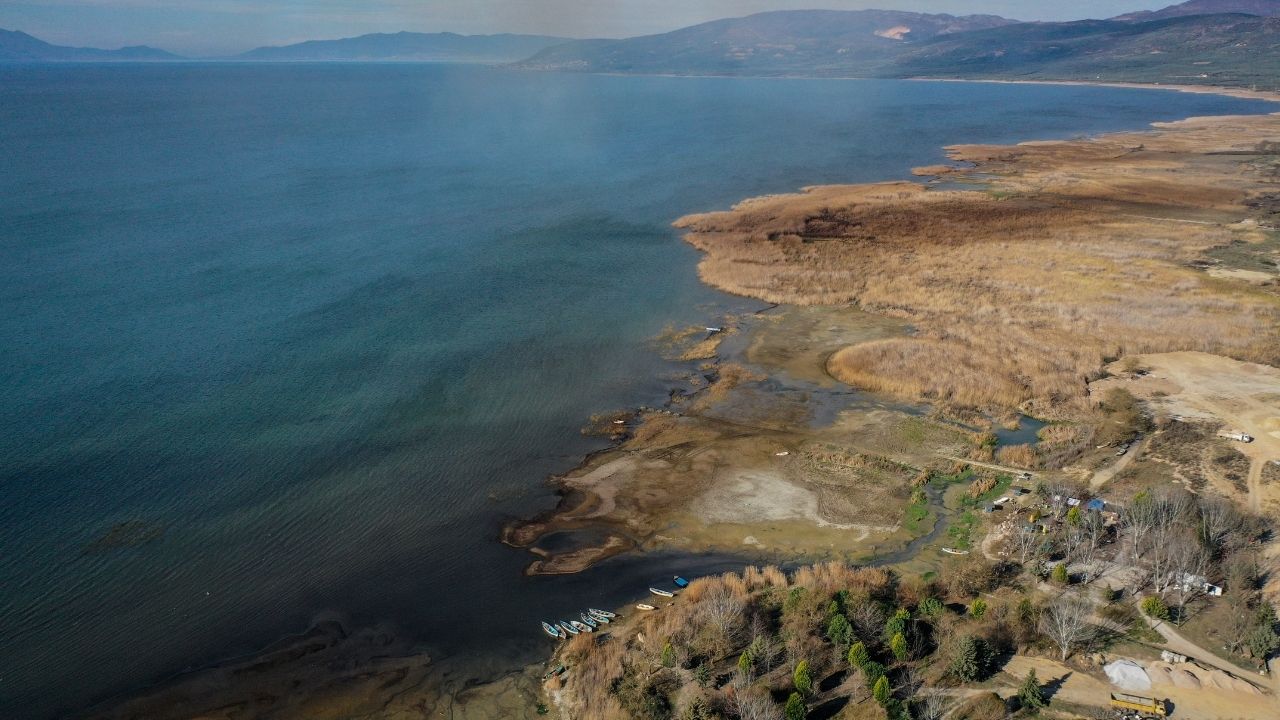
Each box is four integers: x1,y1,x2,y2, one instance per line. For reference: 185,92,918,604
0,28,180,61
3,0,1279,89
233,31,569,63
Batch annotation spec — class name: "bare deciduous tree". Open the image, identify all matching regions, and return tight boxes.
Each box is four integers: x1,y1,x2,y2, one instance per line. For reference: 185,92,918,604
917,693,952,720
1040,593,1095,661
1169,534,1210,620
1010,526,1042,566
733,689,782,720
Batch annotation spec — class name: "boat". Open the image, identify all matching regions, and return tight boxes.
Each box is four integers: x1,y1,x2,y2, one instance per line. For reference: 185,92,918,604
649,587,674,598
559,621,579,636
569,620,592,633
636,604,656,611
588,607,616,619
542,621,565,639
579,613,598,629
588,610,611,624
941,547,970,555
673,576,689,588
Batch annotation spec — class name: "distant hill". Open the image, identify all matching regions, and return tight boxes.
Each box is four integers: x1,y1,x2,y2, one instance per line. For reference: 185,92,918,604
236,31,570,63
0,28,180,61
890,14,1280,88
514,10,1016,76
1113,0,1280,21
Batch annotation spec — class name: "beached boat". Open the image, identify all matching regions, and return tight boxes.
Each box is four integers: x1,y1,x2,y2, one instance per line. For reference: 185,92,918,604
542,621,565,639
589,607,616,619
588,610,611,624
559,621,579,636
649,587,674,598
636,604,656,611
569,620,592,633
673,576,689,588
579,613,598,628
941,547,970,555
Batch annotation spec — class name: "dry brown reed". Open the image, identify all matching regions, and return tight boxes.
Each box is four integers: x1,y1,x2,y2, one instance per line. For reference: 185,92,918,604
996,443,1038,469
676,116,1280,410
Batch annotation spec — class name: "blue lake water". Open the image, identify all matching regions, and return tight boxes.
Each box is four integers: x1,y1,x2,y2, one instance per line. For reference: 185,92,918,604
0,63,1272,717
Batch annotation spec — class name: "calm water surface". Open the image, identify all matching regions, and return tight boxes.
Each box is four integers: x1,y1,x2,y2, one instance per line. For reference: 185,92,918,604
0,64,1272,717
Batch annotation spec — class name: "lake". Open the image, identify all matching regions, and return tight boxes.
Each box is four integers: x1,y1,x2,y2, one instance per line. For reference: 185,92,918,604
0,63,1271,717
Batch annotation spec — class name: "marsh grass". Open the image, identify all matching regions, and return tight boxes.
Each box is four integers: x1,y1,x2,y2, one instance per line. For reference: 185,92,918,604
677,119,1280,411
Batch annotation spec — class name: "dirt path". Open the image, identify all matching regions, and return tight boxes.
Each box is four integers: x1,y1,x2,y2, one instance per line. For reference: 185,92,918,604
1137,597,1267,682
943,456,1032,477
1089,437,1146,490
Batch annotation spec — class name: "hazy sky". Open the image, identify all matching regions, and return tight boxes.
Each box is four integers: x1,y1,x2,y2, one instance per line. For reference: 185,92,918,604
3,1,1177,56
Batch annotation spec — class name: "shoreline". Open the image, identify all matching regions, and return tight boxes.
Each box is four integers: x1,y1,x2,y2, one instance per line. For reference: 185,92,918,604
90,80,1280,718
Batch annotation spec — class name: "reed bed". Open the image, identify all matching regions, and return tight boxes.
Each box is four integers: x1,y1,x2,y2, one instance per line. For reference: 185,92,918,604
676,117,1280,411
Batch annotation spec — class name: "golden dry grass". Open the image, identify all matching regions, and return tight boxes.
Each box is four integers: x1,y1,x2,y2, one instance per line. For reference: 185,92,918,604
675,115,1280,411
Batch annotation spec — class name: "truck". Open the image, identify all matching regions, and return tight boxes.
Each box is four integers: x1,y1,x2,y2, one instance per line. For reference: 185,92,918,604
1110,692,1166,718
1220,430,1254,443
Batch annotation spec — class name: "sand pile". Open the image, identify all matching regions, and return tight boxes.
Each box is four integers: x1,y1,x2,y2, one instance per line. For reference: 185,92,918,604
1146,661,1262,695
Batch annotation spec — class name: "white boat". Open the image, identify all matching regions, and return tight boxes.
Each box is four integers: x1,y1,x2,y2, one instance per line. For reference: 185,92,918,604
589,607,616,619
559,621,579,636
570,620,592,633
941,547,970,555
649,587,674,598
636,604,657,611
579,612,598,629
542,621,565,639
588,610,611,624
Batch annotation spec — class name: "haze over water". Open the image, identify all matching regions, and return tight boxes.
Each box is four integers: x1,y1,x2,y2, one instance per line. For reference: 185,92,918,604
0,63,1271,717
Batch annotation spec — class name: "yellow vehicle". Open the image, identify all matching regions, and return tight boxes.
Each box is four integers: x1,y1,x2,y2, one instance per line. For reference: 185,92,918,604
1110,692,1166,718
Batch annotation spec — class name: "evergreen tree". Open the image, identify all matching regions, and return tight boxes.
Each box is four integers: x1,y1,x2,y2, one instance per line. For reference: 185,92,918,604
847,641,870,669
1066,506,1082,526
1051,563,1069,585
885,607,911,639
949,635,990,682
890,631,909,662
1141,594,1170,621
862,660,887,690
968,598,988,619
873,675,892,706
827,614,854,648
661,642,676,668
1017,669,1047,710
918,597,944,620
694,662,711,688
785,692,807,720
793,660,813,697
737,649,754,678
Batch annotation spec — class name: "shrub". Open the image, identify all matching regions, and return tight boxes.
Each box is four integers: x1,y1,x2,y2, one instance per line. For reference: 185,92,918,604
785,692,807,720
1141,595,1170,621
890,631,910,662
794,660,813,697
968,598,988,619
873,675,892,706
737,650,754,677
1017,669,1046,710
661,642,676,668
847,641,870,669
